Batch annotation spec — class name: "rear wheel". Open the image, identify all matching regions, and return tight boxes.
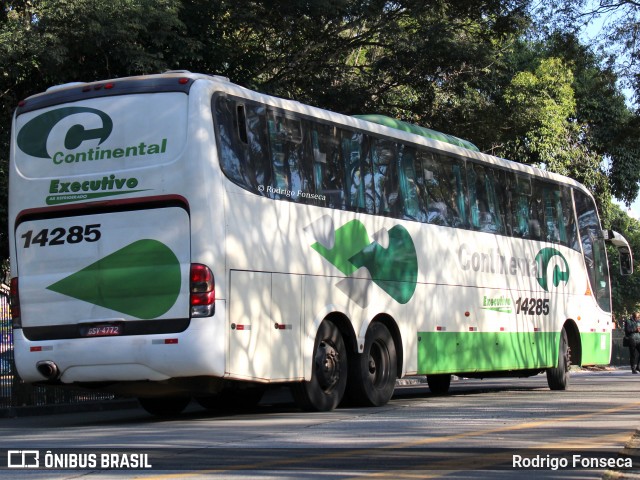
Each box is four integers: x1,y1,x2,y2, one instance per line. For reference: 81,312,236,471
427,374,451,394
547,327,571,390
346,322,397,406
138,396,190,417
293,319,347,411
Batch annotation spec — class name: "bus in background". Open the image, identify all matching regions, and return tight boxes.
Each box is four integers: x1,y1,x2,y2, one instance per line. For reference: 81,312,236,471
8,72,633,416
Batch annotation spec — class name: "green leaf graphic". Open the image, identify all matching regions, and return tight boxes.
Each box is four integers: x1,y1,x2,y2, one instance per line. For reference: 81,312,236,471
311,219,371,275
348,225,418,304
47,239,181,319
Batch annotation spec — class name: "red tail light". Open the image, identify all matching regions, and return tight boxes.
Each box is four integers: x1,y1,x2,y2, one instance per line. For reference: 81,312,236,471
10,277,21,327
190,264,214,317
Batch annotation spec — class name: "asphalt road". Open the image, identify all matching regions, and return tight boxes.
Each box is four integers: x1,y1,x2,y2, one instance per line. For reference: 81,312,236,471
1,368,639,479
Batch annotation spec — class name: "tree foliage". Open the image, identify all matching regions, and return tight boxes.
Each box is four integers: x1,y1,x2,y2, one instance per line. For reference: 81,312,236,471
608,204,640,315
0,0,190,270
539,0,640,96
538,1,640,206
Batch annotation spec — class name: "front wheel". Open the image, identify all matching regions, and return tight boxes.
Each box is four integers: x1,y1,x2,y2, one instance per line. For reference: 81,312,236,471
293,319,347,412
547,327,571,390
346,322,397,407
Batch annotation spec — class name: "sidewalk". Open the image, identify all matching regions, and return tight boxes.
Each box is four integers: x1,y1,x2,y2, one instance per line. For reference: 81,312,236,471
0,398,139,419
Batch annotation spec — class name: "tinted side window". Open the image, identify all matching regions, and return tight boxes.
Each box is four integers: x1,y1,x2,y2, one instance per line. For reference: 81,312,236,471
467,163,505,234
491,169,509,235
267,112,316,203
215,95,583,251
540,182,578,248
398,145,428,222
529,180,548,241
510,175,532,238
421,152,467,227
312,125,346,209
214,96,270,195
575,190,611,312
344,132,375,214
561,186,579,250
371,138,401,217
244,104,270,190
215,96,249,189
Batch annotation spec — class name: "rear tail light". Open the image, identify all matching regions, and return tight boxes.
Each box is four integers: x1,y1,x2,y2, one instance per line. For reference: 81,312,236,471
190,264,214,317
10,277,21,328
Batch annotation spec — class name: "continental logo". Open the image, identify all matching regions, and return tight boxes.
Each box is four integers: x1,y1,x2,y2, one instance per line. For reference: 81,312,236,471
306,216,418,307
535,247,570,292
458,244,570,291
17,107,167,165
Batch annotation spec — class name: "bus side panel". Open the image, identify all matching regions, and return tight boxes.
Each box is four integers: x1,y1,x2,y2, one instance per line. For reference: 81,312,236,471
227,270,303,381
271,273,303,380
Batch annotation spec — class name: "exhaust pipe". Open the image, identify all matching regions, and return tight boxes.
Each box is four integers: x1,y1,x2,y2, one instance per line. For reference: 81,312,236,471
36,361,60,380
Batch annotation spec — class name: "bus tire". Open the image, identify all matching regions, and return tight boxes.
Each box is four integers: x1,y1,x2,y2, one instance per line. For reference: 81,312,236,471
293,319,347,412
547,327,571,390
427,374,451,394
138,396,190,417
346,322,397,407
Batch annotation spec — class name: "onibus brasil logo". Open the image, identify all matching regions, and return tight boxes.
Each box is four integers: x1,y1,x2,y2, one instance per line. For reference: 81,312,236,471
306,216,418,307
17,107,167,204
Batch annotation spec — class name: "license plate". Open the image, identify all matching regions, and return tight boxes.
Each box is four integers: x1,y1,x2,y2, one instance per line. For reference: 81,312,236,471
81,324,122,337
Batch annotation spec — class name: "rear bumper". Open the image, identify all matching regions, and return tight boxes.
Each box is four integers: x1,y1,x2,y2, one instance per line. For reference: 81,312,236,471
13,307,227,384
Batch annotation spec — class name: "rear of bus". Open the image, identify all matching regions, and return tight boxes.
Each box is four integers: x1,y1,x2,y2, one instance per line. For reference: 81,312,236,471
8,73,226,399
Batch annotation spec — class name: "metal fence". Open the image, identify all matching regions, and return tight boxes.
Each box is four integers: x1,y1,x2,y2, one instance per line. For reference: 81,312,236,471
0,285,116,412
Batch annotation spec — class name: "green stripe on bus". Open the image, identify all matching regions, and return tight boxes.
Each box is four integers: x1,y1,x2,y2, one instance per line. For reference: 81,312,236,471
580,331,612,365
417,331,560,374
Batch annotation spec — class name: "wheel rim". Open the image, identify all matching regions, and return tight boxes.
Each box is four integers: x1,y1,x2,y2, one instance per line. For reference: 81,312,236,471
368,340,389,388
315,341,341,392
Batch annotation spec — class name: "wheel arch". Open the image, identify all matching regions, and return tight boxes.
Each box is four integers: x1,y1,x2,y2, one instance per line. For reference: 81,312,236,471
322,311,358,357
563,319,582,366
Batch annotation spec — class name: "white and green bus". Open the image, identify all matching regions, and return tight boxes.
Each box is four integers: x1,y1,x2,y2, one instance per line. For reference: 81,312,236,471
8,71,633,415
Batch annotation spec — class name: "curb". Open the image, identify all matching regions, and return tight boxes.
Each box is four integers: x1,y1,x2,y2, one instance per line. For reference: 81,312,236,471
0,398,139,419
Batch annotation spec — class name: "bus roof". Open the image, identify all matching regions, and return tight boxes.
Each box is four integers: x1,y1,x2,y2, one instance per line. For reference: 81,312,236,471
15,71,589,197
353,114,480,152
